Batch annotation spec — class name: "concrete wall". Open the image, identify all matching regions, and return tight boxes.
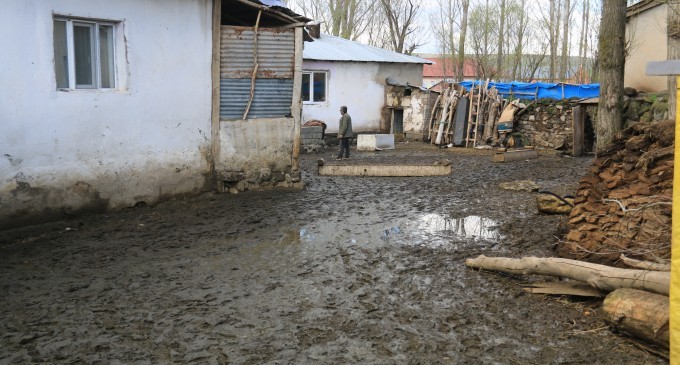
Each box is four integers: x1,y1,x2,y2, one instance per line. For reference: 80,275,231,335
625,5,668,92
301,60,424,133
217,118,301,190
0,0,213,229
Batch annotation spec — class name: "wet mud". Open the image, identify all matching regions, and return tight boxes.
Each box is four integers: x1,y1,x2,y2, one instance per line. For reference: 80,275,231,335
0,144,667,364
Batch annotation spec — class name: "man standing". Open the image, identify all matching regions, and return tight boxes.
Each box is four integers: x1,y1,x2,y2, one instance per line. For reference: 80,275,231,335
337,106,353,160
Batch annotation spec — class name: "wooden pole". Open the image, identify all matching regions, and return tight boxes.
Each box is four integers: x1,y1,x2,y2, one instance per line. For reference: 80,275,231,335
291,26,303,171
242,10,261,120
672,74,680,359
210,0,222,191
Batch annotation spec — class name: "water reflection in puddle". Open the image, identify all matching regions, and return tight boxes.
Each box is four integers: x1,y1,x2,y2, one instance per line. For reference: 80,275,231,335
417,214,502,241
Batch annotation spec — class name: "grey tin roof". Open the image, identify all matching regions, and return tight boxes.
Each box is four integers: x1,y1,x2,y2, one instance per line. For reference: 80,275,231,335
303,33,432,64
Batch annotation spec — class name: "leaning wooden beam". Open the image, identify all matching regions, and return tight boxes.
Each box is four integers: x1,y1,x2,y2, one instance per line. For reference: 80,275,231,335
603,288,669,349
318,164,452,177
242,10,261,120
465,255,670,296
620,254,671,272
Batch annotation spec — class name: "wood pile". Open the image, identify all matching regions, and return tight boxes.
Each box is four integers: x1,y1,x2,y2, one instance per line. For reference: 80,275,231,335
560,120,674,264
426,83,505,146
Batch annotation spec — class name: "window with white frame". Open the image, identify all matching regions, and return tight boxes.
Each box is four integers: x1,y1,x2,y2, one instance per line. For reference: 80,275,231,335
53,17,117,90
302,71,327,103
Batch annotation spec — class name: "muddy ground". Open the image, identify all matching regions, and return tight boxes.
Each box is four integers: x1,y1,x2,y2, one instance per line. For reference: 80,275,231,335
0,143,667,364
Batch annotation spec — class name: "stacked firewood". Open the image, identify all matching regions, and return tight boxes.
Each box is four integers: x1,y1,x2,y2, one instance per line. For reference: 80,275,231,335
560,119,674,264
427,84,507,146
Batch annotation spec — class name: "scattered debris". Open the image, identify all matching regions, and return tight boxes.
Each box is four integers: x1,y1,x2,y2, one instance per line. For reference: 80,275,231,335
499,180,539,192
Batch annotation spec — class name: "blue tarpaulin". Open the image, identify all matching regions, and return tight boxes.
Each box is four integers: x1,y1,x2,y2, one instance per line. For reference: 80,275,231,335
458,81,599,100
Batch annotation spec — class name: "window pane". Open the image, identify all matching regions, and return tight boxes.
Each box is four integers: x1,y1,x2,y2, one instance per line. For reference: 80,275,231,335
53,20,69,88
74,24,94,87
313,72,326,102
302,73,310,102
99,25,115,88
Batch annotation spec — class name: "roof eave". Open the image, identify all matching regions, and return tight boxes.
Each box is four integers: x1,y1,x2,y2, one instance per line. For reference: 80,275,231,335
626,0,663,18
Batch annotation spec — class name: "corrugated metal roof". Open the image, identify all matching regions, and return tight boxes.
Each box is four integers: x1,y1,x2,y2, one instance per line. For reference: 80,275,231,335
303,34,432,64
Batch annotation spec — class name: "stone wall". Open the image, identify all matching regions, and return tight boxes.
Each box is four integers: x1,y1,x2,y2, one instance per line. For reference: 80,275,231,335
515,99,578,150
513,93,669,152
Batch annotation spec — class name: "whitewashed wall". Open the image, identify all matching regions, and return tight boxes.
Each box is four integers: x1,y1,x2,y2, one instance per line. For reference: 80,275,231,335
301,60,423,133
625,5,668,92
0,0,213,229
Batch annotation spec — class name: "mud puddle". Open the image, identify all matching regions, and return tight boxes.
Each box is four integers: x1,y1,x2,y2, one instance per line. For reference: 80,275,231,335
0,144,666,364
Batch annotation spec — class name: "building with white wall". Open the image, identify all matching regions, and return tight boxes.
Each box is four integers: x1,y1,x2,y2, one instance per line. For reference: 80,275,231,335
301,30,430,134
625,0,668,92
0,0,307,229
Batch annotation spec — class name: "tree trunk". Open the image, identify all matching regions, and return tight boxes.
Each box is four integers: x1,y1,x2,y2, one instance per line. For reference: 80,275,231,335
496,0,506,80
549,0,557,81
596,0,626,152
510,0,526,81
559,0,570,81
457,0,470,82
464,255,670,295
668,1,680,120
603,288,669,349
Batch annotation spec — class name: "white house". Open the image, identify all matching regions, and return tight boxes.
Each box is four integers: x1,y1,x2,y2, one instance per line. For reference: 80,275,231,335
625,0,668,92
0,0,308,229
301,28,431,134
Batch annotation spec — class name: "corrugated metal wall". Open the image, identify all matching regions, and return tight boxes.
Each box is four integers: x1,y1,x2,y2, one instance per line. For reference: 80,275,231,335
220,26,294,120
220,79,293,119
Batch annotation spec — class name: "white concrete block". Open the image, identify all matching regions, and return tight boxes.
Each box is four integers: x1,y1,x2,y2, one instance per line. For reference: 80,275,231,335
357,134,395,151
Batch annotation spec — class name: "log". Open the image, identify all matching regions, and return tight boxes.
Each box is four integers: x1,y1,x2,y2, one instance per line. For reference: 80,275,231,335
619,254,671,272
602,288,669,349
536,194,574,215
464,255,670,295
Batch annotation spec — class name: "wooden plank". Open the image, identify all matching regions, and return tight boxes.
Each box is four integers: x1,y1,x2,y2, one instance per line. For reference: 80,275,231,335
493,149,538,163
572,105,584,157
318,164,452,177
523,281,606,297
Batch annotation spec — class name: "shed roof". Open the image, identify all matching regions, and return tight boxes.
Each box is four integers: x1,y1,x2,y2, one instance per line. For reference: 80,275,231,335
303,34,431,64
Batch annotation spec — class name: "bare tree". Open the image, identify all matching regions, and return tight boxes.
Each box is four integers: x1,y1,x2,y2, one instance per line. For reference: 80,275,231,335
558,0,572,81
380,0,424,54
597,0,626,152
468,0,498,79
457,0,470,81
430,0,458,66
577,0,591,83
507,0,529,81
496,0,507,80
291,0,376,41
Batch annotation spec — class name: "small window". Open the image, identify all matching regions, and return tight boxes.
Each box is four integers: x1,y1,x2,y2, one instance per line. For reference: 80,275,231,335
53,17,117,90
302,71,327,103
